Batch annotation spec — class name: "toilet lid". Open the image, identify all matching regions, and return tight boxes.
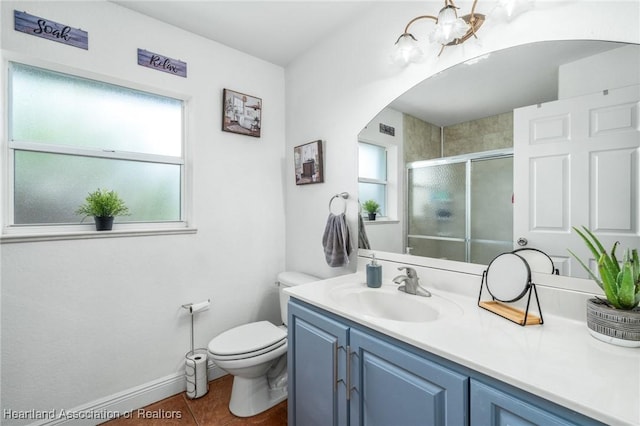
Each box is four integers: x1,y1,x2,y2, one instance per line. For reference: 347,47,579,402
208,321,286,357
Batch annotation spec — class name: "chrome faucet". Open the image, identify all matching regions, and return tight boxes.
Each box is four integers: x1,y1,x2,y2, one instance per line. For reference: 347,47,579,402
392,266,431,297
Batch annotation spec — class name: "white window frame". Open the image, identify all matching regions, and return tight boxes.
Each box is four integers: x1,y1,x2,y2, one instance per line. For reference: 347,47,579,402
358,139,399,221
1,58,195,243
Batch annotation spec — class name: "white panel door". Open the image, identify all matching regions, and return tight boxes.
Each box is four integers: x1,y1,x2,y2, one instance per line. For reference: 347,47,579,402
514,85,639,277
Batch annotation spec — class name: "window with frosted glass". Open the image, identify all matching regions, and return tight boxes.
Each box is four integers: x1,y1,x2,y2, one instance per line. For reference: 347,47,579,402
9,62,184,225
358,142,387,216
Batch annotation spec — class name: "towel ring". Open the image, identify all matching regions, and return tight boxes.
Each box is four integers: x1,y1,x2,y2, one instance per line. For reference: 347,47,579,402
329,192,349,214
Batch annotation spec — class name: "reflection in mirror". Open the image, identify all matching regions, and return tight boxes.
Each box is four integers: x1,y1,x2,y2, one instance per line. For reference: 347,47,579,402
358,40,640,277
407,149,513,265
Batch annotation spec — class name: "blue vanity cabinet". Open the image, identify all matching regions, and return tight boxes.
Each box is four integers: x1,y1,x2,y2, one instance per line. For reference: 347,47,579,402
288,299,468,426
470,380,605,426
289,299,605,426
349,328,468,425
288,301,349,426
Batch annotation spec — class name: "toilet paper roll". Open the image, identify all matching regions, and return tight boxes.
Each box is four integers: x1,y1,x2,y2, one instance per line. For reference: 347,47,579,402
189,300,210,314
185,352,208,399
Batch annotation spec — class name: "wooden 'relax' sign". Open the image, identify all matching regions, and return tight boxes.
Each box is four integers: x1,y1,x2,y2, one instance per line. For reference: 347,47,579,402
137,49,187,78
14,10,88,50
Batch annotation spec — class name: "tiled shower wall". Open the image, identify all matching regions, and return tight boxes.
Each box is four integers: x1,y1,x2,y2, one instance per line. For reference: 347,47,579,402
403,114,441,163
404,112,513,162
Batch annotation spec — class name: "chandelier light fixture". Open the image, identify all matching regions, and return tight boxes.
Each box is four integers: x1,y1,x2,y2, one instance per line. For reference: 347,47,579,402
393,0,485,65
392,0,536,65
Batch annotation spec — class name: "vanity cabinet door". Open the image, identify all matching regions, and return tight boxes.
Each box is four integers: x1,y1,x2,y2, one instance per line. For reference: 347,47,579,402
470,380,603,426
288,301,350,426
349,329,469,426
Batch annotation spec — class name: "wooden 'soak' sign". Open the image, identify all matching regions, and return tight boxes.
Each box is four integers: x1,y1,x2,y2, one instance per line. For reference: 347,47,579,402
137,49,187,78
14,10,88,50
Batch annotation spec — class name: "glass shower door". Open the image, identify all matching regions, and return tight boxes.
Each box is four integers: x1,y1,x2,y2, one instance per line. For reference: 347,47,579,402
469,156,514,264
407,161,467,261
407,152,513,264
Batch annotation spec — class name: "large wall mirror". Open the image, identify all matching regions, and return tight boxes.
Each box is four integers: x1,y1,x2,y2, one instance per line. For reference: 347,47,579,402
358,40,640,278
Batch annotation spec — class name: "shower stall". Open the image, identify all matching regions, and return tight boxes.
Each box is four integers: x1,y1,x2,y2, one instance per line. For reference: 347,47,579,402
406,149,513,265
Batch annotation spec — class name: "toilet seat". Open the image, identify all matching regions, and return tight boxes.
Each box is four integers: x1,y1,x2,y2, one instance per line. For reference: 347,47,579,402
208,321,287,360
210,340,286,361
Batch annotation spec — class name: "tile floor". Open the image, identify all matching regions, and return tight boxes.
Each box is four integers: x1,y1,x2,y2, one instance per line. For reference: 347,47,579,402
102,375,287,425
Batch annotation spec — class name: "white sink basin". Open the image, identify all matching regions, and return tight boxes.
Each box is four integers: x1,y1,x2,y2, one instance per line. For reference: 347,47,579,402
329,283,462,323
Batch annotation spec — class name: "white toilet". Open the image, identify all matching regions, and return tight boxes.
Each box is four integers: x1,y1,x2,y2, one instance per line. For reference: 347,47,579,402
207,271,318,417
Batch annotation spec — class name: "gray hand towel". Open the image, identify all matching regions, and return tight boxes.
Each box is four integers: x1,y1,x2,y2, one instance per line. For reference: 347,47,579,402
322,213,351,267
358,214,371,250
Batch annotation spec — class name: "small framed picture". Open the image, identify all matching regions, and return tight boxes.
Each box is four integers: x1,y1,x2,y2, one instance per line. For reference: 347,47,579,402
294,140,324,185
222,89,262,137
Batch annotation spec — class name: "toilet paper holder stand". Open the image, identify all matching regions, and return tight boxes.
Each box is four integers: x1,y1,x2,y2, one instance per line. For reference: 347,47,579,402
182,299,211,399
181,299,210,354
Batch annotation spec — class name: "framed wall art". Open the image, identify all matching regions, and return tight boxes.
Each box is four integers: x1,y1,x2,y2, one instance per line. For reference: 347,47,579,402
222,89,262,137
294,140,324,185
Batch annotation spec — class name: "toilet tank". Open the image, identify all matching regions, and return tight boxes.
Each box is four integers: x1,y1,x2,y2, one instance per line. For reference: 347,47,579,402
277,271,318,326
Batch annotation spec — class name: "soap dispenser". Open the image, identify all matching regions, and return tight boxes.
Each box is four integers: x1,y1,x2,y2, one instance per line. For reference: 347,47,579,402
366,253,382,288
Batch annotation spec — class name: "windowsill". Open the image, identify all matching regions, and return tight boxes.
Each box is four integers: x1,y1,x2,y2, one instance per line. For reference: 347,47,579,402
0,227,197,244
363,218,399,225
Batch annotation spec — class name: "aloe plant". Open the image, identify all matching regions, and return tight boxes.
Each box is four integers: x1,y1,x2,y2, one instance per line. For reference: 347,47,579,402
569,226,640,310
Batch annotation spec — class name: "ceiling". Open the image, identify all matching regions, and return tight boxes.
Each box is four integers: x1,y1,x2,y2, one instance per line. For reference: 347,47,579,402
111,1,377,67
389,40,626,127
110,2,626,126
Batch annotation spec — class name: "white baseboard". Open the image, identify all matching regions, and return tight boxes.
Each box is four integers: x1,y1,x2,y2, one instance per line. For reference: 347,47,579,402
29,363,226,426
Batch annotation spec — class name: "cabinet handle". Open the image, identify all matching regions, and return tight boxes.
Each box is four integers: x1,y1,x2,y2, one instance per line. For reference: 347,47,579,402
334,342,340,391
345,345,351,401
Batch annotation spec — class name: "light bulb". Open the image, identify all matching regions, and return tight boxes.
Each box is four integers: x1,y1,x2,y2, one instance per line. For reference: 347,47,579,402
497,0,535,19
430,5,469,44
391,33,423,65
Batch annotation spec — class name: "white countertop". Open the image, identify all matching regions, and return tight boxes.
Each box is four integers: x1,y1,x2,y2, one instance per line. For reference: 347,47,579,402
286,272,640,426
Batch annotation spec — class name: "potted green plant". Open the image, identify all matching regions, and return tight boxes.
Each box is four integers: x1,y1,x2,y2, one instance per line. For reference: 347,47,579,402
362,200,380,221
75,188,130,231
569,226,640,347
